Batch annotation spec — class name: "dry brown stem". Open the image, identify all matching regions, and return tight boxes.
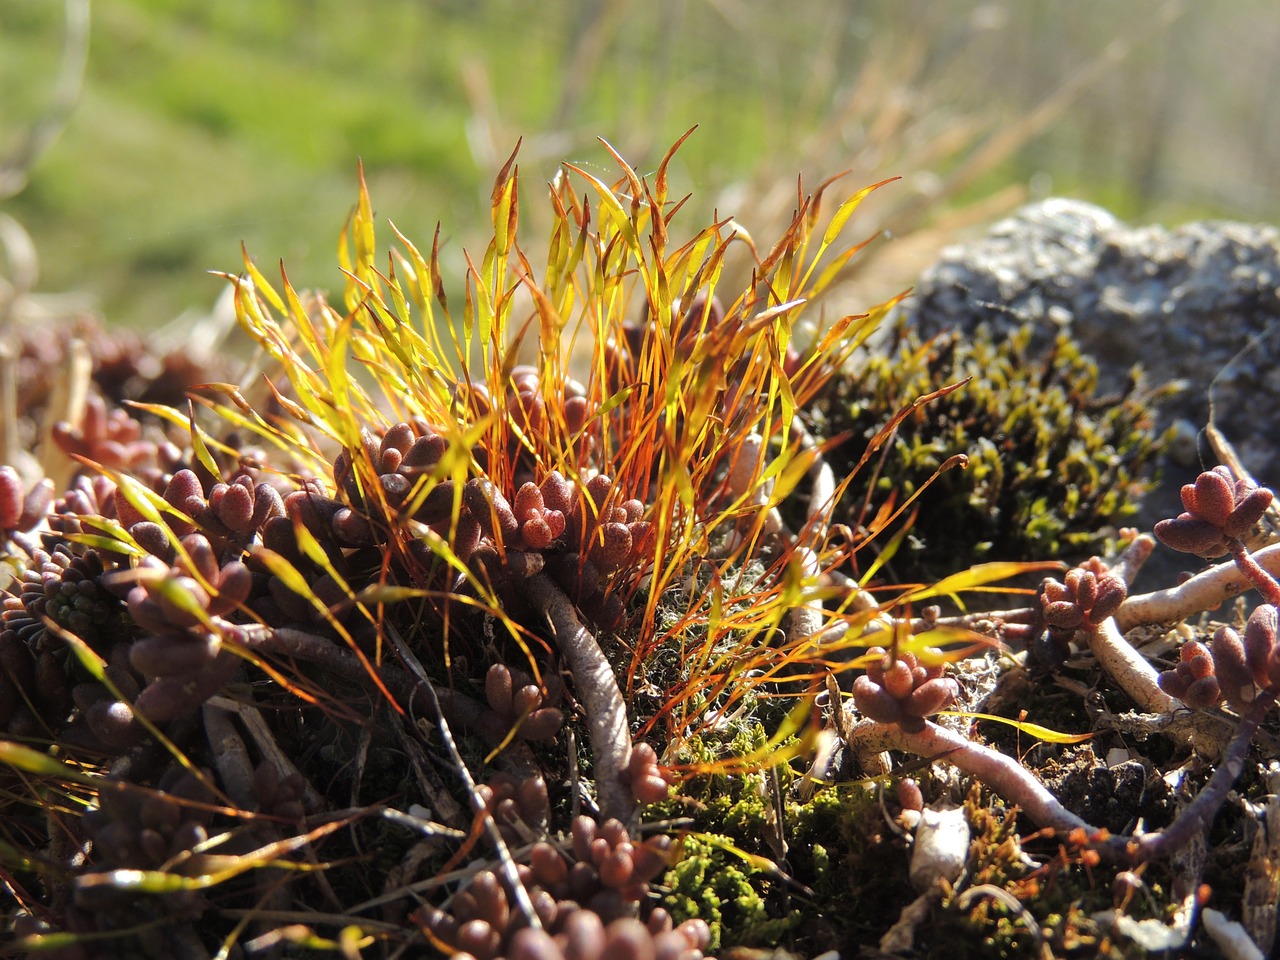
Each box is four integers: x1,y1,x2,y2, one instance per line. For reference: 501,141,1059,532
1116,544,1280,631
523,572,634,821
1086,616,1179,714
845,685,1275,867
843,714,1095,835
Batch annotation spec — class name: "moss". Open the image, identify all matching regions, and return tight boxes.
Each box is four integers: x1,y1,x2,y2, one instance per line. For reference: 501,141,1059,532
905,785,1179,959
815,321,1170,582
662,728,915,954
662,833,787,951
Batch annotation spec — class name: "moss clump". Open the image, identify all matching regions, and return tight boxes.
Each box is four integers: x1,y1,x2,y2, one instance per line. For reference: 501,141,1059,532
662,833,780,951
662,726,909,954
914,785,1177,959
816,321,1170,580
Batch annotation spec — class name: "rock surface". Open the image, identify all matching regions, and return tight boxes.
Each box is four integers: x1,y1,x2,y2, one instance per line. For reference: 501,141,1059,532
904,199,1280,583
906,198,1280,480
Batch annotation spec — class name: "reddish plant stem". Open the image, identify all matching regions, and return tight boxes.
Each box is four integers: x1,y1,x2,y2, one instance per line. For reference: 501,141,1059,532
1228,539,1280,608
846,717,1094,836
848,694,1274,865
1131,687,1277,863
522,572,634,822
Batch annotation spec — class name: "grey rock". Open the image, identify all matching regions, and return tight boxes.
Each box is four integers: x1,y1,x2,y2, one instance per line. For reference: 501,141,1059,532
905,199,1280,584
907,199,1280,478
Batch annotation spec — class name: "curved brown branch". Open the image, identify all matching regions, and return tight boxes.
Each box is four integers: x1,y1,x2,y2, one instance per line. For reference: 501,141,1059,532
844,716,1095,836
1131,688,1277,863
523,572,634,822
1085,616,1178,714
1117,543,1280,631
845,696,1274,866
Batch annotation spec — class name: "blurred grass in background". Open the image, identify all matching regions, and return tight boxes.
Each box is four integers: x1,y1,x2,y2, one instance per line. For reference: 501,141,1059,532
2,0,1279,327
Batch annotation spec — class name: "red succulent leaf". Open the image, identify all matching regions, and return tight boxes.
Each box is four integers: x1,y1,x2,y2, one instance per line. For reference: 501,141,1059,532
1066,569,1097,610
178,534,219,583
1042,578,1070,604
880,659,915,700
564,395,589,434
0,466,24,529
400,433,447,473
250,483,284,528
1158,639,1225,709
543,509,566,540
512,482,544,523
485,663,514,714
1210,625,1256,709
18,479,53,531
904,677,959,718
590,521,633,572
219,482,257,534
520,707,564,741
331,507,378,547
1043,600,1085,630
853,675,904,724
210,562,253,615
1182,675,1223,710
1157,668,1188,699
378,473,412,508
1089,575,1127,624
163,468,205,509
1153,516,1230,558
863,646,887,684
1243,604,1279,690
1188,468,1235,528
538,471,574,515
1224,486,1274,539
520,516,555,550
585,474,613,510
130,633,220,677
380,422,414,458
463,478,519,542
285,488,343,539
413,481,456,525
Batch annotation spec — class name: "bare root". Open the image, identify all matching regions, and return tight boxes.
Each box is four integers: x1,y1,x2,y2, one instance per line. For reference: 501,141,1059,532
1086,616,1179,714
843,696,1276,866
1117,544,1280,630
523,572,634,822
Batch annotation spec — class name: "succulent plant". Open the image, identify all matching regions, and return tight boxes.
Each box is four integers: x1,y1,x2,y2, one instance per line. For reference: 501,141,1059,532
413,817,684,958
0,142,904,957
1033,562,1128,664
0,466,53,543
852,645,959,733
71,766,219,947
1152,468,1280,712
10,142,1272,959
1154,464,1273,559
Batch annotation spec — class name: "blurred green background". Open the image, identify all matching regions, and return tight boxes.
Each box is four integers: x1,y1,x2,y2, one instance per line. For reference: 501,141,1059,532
3,0,1279,327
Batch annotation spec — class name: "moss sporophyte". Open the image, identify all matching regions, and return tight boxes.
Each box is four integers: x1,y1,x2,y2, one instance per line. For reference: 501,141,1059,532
2,135,1279,958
